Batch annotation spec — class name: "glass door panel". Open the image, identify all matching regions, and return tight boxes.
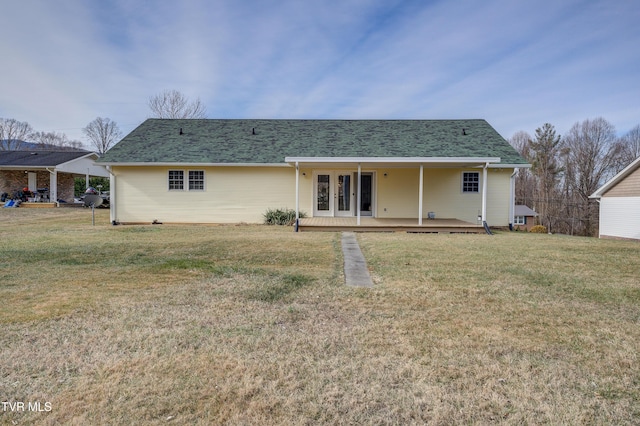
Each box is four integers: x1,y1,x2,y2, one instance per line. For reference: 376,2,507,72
360,173,373,216
336,174,352,216
316,174,331,214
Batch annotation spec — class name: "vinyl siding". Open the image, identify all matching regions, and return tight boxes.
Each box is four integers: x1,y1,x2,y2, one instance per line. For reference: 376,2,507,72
422,168,481,222
486,169,513,226
603,167,640,197
112,166,300,223
599,196,640,240
111,165,513,225
377,168,419,218
379,167,512,225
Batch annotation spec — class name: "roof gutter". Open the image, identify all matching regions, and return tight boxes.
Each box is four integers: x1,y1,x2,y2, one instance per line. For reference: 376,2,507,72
97,162,289,167
285,156,501,164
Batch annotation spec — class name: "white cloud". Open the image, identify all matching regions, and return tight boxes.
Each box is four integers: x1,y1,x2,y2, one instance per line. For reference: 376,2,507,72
0,0,638,145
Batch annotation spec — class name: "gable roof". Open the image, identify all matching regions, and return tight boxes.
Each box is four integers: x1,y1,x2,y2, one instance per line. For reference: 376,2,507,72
590,155,640,198
0,151,94,168
99,119,528,165
514,205,538,217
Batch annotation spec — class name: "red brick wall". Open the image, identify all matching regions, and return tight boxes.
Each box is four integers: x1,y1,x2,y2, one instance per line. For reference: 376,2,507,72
0,171,76,203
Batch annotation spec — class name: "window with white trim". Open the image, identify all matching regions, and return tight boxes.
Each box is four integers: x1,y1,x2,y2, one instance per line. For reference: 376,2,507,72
189,170,205,190
168,170,184,190
514,216,526,225
462,172,479,193
168,170,205,191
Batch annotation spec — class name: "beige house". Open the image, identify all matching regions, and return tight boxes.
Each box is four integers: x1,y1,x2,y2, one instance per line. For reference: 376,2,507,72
98,119,529,231
590,155,640,240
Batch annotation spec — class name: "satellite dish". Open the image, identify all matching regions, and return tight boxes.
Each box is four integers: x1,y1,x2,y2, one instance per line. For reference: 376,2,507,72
84,194,104,226
83,194,103,208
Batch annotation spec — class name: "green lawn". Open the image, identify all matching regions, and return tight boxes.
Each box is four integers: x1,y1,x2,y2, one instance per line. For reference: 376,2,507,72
1,209,638,424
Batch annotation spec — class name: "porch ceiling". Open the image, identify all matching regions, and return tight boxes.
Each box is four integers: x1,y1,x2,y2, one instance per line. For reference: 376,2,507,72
285,156,500,168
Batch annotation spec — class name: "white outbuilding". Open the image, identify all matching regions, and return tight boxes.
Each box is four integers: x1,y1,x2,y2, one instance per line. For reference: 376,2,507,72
590,156,640,240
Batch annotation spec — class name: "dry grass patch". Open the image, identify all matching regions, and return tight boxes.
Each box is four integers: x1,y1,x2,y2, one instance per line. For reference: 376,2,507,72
1,210,639,424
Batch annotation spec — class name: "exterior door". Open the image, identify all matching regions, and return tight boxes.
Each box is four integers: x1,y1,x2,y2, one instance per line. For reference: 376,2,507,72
313,171,374,217
359,173,373,216
314,173,332,216
336,173,353,216
28,172,37,191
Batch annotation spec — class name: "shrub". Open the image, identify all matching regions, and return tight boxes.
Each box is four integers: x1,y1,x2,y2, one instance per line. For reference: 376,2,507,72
529,225,547,234
263,208,307,226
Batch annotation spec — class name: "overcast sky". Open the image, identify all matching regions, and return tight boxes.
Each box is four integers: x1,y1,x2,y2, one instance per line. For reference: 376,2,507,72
1,0,638,147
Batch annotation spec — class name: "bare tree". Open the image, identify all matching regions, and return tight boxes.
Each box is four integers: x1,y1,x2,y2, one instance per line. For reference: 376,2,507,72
618,124,640,166
563,117,621,236
509,131,536,210
31,131,78,150
83,117,122,154
148,89,207,119
0,118,34,150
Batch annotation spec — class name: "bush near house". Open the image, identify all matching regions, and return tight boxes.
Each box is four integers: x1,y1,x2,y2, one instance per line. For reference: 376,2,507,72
74,177,109,197
263,208,306,225
529,224,548,233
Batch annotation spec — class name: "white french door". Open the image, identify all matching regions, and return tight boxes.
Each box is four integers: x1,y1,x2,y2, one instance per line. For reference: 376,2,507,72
314,173,332,216
313,171,374,217
336,173,353,216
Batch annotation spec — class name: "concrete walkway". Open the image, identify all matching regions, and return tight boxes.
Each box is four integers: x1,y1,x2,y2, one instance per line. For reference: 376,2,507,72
341,232,374,287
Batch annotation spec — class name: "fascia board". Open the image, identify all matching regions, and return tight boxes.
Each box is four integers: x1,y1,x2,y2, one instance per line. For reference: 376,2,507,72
100,162,289,167
590,156,640,198
56,152,98,168
285,156,501,164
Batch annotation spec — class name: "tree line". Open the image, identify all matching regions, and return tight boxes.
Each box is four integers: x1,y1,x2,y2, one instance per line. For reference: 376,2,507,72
1,89,206,154
510,118,640,237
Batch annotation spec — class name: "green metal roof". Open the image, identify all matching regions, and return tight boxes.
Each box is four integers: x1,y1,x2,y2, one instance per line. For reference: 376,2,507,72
99,119,528,165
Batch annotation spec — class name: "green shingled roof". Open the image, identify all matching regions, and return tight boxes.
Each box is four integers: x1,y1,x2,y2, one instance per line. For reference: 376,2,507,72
99,119,527,165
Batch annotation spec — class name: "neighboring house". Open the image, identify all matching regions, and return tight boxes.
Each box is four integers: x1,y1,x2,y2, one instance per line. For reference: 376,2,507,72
513,204,538,231
98,119,529,228
0,151,109,205
590,156,640,241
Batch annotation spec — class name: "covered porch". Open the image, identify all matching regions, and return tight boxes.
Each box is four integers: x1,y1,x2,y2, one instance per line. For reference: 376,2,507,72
0,151,109,206
297,217,485,233
286,156,503,232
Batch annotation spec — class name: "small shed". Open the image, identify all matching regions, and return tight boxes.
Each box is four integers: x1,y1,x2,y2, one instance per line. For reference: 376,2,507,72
590,156,640,240
513,204,538,231
0,151,109,205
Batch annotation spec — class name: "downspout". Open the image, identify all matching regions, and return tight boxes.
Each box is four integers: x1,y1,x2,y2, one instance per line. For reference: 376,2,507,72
481,163,491,235
509,168,519,231
107,166,117,225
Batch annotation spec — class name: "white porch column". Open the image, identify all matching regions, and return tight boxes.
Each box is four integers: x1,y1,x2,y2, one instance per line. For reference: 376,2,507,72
357,163,362,226
86,168,90,189
481,163,488,222
418,164,424,225
49,169,58,205
295,162,300,220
